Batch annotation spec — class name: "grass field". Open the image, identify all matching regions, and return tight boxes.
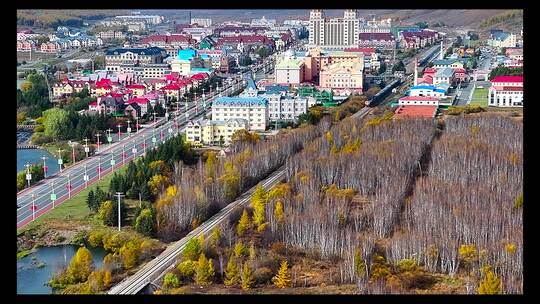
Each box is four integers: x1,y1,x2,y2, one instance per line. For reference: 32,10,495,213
17,165,128,235
470,87,489,107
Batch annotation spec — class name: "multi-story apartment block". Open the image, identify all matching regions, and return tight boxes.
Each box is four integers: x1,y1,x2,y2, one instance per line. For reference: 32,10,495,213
185,118,248,146
302,48,365,83
319,58,364,96
212,96,269,131
274,51,305,85
308,9,360,50
98,30,126,41
261,93,317,122
105,47,168,73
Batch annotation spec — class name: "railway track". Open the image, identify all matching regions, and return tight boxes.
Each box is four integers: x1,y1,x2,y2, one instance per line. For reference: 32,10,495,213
108,168,286,294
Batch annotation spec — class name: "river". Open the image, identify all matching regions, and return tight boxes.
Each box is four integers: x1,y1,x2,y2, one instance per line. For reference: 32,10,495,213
17,148,59,175
17,245,107,294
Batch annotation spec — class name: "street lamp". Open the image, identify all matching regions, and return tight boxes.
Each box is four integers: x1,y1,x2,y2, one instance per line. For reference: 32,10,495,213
68,141,76,165
56,149,64,173
135,117,140,133
132,140,137,156
31,193,36,221
67,173,71,198
117,124,122,141
50,181,56,208
122,144,126,165
41,156,48,178
25,162,32,188
153,110,157,124
84,138,90,158
107,128,113,144
152,130,157,149
98,156,102,180
84,164,89,188
142,133,147,155
96,132,102,153
127,120,132,137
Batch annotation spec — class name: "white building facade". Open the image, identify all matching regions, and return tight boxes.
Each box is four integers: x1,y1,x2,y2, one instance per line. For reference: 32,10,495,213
308,9,360,49
211,97,269,131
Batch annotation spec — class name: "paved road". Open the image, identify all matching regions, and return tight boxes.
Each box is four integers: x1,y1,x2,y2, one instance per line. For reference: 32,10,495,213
455,50,493,106
108,167,286,295
16,77,246,229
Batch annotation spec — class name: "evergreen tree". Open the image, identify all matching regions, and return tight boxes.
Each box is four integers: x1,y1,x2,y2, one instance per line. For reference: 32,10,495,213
134,208,156,237
237,209,251,236
224,255,240,286
272,260,292,288
86,189,96,212
240,261,254,290
195,253,214,285
183,237,202,261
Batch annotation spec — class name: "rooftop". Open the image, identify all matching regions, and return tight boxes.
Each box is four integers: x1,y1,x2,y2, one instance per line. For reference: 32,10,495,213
491,75,523,83
213,96,267,107
434,68,454,78
394,105,437,119
106,47,165,56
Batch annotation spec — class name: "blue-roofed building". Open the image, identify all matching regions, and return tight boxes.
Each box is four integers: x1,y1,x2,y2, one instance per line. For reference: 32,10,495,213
432,58,465,70
212,96,269,130
239,77,259,97
178,49,197,61
488,29,517,48
433,67,455,85
408,83,449,99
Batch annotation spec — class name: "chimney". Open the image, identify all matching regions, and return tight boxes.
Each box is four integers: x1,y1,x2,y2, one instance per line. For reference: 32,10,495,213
414,57,418,86
439,40,443,60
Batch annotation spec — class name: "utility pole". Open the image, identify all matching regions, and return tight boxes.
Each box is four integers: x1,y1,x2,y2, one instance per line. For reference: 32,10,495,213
135,116,140,133
115,192,124,231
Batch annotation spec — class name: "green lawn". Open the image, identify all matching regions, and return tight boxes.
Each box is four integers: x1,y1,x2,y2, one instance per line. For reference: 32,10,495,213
470,87,489,107
17,165,128,235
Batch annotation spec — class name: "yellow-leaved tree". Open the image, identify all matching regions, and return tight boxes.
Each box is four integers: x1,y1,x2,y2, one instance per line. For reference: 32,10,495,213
272,260,292,288
478,266,503,294
240,261,254,290
224,254,240,286
237,209,251,236
67,246,95,283
195,253,214,285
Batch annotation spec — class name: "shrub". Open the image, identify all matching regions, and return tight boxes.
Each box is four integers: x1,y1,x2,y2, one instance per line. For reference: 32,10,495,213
162,272,180,289
87,230,105,248
271,242,286,255
253,267,273,284
177,260,197,280
35,125,45,132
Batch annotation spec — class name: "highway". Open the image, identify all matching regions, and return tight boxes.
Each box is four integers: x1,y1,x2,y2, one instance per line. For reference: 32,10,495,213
16,77,247,229
108,167,286,294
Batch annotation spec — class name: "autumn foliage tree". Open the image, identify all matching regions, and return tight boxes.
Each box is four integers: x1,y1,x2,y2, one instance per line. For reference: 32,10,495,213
272,260,292,288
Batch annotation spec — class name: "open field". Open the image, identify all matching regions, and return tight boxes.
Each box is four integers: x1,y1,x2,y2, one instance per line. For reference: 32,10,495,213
470,87,488,107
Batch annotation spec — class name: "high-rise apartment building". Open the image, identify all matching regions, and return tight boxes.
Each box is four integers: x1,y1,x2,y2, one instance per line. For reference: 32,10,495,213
308,9,360,50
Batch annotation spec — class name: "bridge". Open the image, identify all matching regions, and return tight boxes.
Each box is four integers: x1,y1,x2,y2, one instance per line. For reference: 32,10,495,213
17,125,37,131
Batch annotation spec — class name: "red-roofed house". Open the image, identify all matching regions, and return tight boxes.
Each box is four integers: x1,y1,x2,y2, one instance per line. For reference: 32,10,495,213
126,97,150,116
125,83,147,97
398,96,439,107
488,76,523,107
358,33,395,49
161,83,183,99
453,68,467,82
393,105,438,119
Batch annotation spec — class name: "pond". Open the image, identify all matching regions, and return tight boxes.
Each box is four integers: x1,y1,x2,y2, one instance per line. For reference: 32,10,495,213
17,245,107,294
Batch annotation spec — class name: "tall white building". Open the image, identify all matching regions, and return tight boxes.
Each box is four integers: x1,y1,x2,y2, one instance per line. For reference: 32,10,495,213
212,97,269,131
308,9,360,50
191,18,212,27
262,93,317,122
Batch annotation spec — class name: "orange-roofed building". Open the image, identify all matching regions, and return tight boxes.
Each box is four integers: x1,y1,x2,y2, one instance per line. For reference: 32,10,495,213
393,105,437,119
